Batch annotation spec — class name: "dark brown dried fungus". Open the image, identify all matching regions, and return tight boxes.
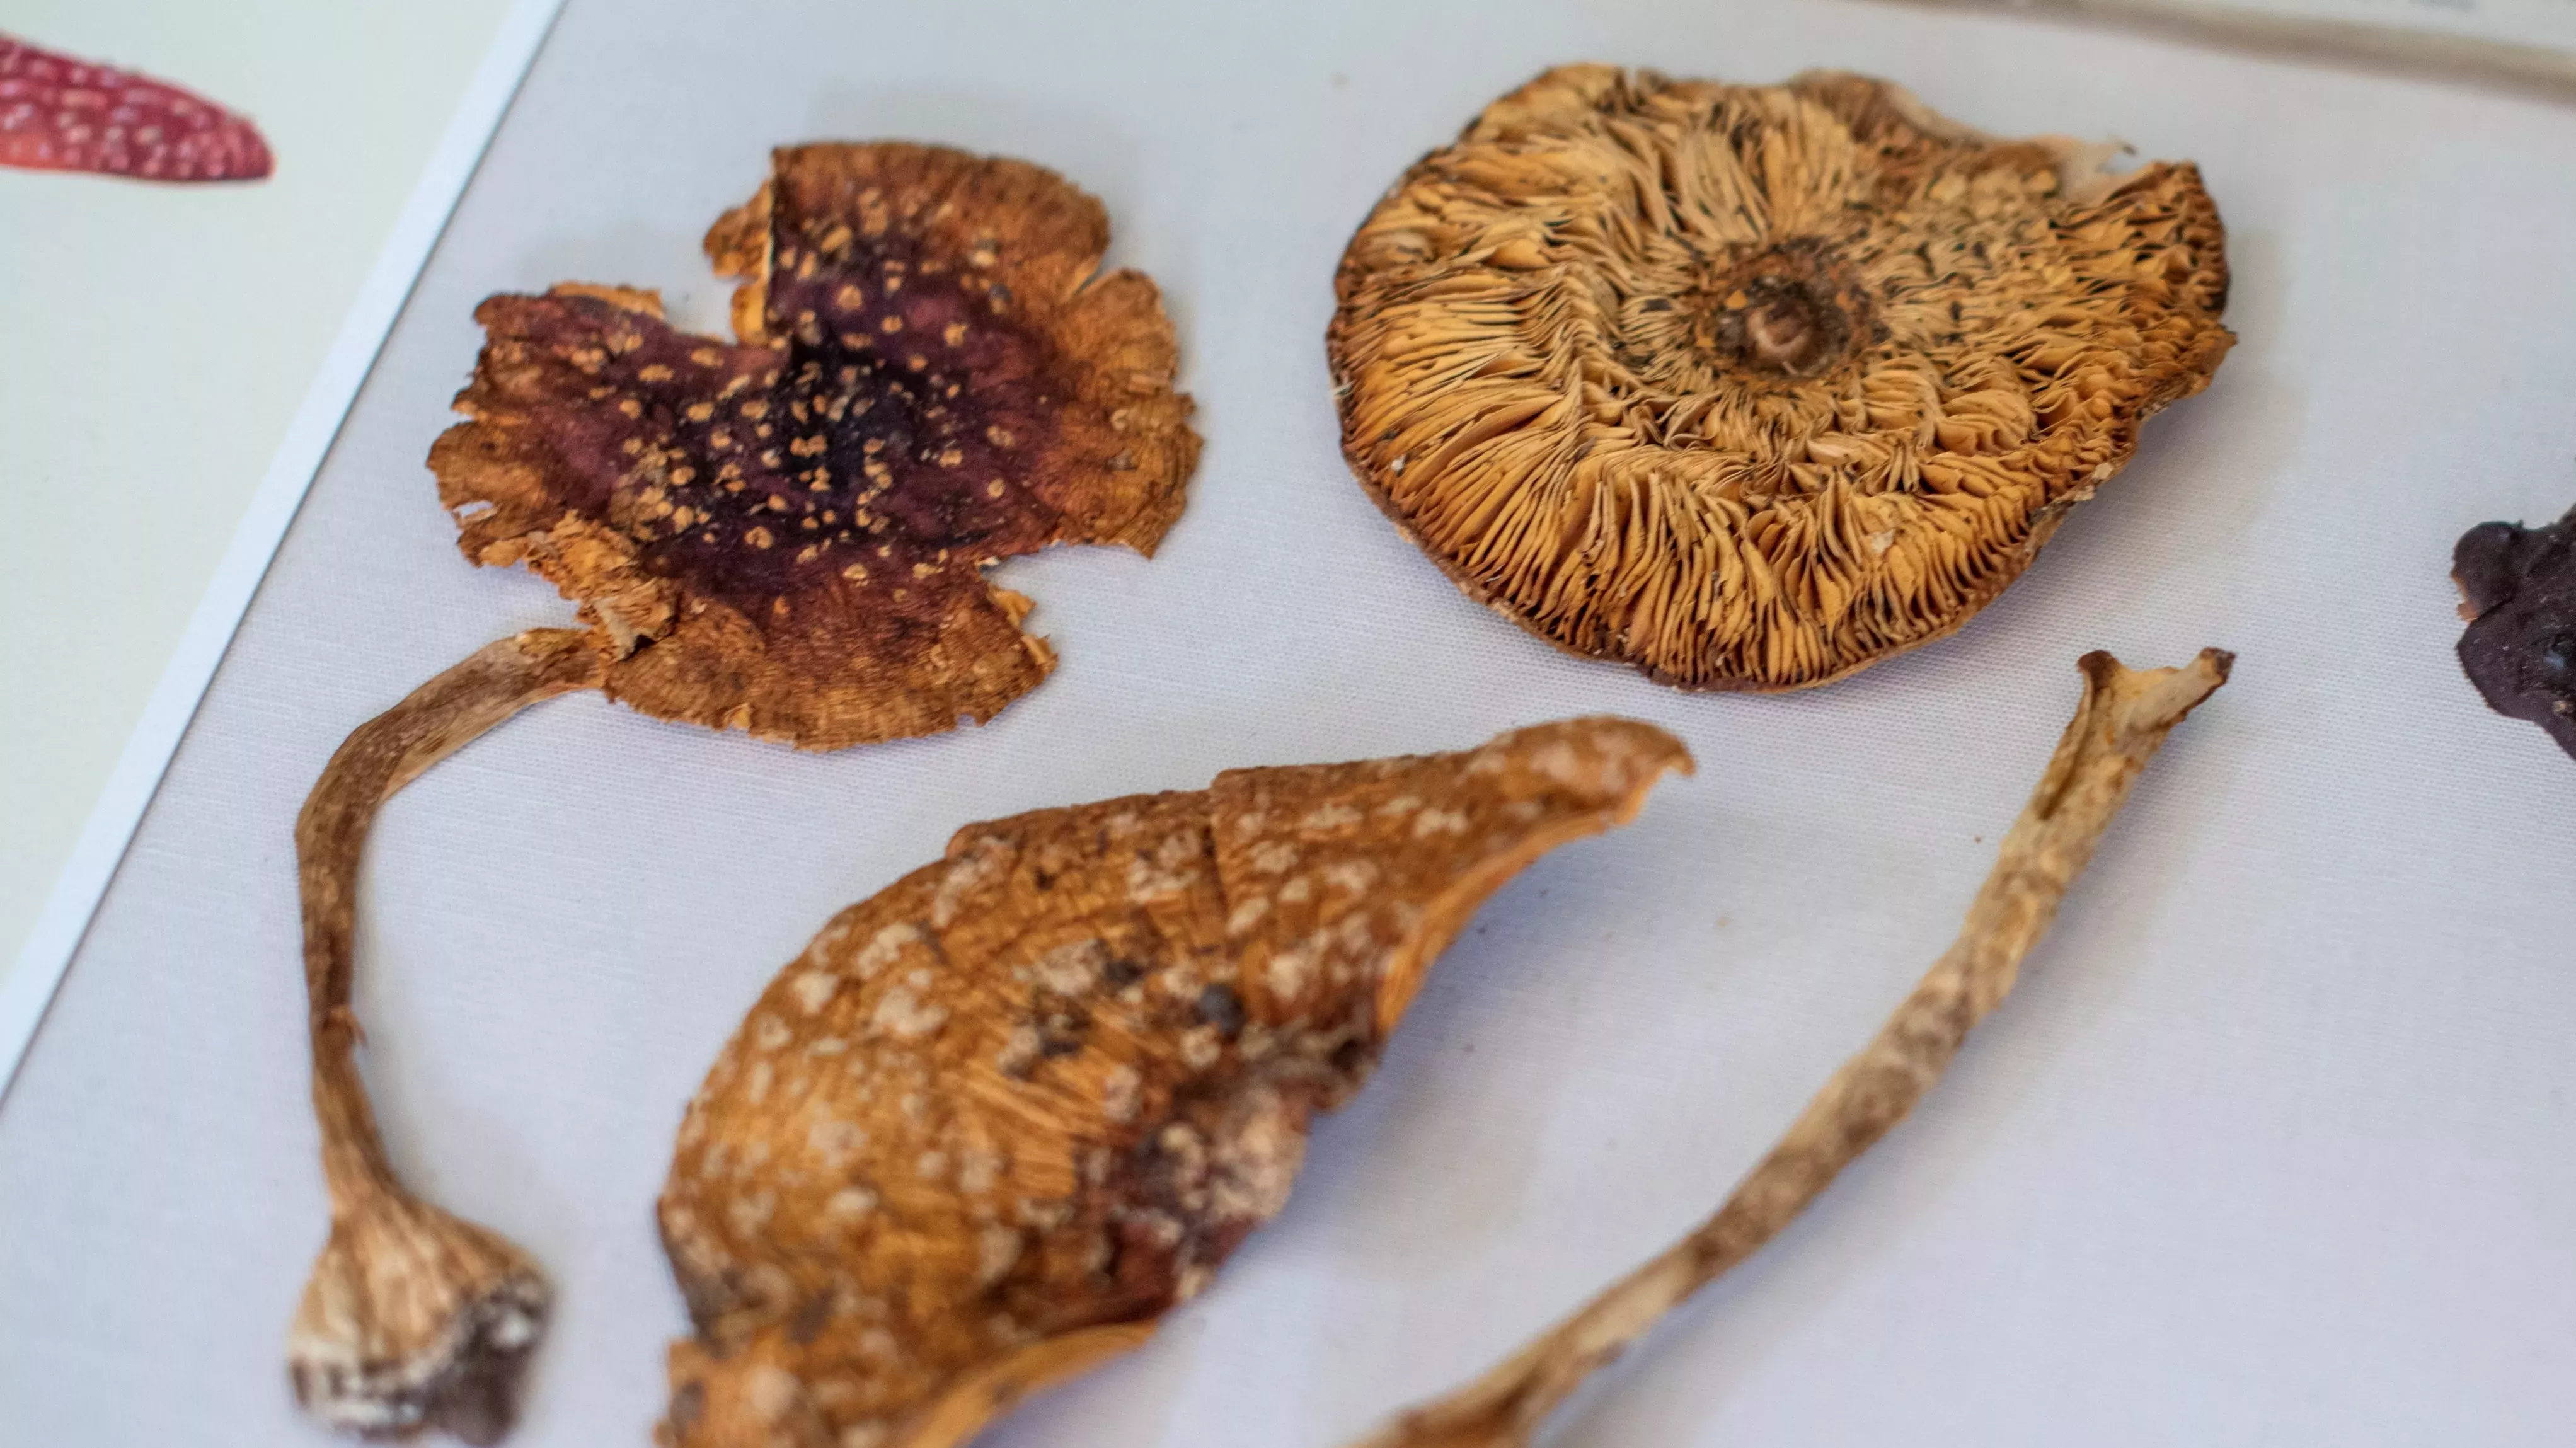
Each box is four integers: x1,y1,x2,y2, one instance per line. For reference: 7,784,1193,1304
2456,504,2576,760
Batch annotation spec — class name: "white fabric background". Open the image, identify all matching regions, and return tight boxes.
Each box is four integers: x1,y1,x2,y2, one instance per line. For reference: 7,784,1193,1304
4,1,2572,1444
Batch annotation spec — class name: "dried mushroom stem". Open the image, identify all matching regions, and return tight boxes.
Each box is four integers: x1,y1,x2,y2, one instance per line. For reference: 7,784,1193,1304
1347,648,2233,1448
290,629,604,1444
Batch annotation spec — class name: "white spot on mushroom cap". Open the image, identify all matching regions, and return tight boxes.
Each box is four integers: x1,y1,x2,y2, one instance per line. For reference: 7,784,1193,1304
931,839,1013,928
791,970,839,1014
1180,1026,1223,1071
996,1024,1042,1076
1210,1088,1308,1224
1322,859,1381,895
728,1192,776,1236
1335,911,1381,954
1530,740,1591,788
1102,1064,1142,1124
976,1224,1023,1285
1267,942,1314,1000
1413,808,1470,837
1031,938,1105,995
1225,896,1271,935
870,986,949,1041
1125,832,1202,900
1299,802,1361,832
848,921,922,979
958,1148,1005,1195
808,1118,868,1168
745,1364,802,1423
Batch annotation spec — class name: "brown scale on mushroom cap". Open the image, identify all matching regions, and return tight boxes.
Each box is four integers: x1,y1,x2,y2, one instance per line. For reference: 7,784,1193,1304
1328,66,2232,690
435,142,1197,749
653,718,1691,1448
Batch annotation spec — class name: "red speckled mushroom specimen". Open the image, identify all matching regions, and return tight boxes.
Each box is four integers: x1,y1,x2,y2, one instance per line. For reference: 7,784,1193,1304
657,718,1690,1448
1328,67,2231,691
286,143,1197,1443
0,33,272,180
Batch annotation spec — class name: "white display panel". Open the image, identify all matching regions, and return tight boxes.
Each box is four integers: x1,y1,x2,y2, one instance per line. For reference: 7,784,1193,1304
2,3,2569,1445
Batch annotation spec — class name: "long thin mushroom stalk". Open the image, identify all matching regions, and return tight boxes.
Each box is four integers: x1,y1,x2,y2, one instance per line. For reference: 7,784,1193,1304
281,141,1197,1442
289,630,603,1441
1345,648,2234,1448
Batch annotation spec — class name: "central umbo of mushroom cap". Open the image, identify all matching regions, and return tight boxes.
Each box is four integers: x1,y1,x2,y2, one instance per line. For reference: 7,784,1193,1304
1328,67,2232,690
434,142,1197,749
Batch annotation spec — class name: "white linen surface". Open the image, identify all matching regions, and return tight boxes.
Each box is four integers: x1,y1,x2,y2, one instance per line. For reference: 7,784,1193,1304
4,1,2572,1443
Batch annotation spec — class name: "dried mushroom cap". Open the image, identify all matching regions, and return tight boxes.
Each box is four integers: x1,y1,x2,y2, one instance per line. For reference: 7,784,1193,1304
1328,66,2232,690
655,718,1691,1448
434,142,1197,749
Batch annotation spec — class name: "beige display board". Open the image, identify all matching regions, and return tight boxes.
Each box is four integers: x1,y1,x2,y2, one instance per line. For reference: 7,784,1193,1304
1904,0,2576,91
2255,0,2576,45
2,1,2571,1444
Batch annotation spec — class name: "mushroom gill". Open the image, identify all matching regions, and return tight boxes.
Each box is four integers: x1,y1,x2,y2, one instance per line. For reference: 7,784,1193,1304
0,32,275,181
1328,66,2233,690
654,718,1691,1448
288,143,1197,1442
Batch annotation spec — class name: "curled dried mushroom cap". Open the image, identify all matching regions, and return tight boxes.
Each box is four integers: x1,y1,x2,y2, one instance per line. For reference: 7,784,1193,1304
655,718,1690,1448
437,142,1197,749
1329,66,2232,689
